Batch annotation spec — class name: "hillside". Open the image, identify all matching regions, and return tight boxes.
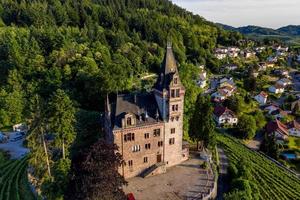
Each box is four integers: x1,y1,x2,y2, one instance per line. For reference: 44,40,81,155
217,134,300,199
0,0,243,199
218,24,300,44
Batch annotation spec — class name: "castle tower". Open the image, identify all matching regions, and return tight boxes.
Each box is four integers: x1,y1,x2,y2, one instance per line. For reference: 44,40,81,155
153,43,185,167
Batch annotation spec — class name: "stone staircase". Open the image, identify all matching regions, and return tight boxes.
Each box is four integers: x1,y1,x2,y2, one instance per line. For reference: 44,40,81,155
141,162,167,178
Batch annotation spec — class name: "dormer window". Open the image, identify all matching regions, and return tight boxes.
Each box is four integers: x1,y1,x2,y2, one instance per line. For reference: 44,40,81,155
122,113,136,128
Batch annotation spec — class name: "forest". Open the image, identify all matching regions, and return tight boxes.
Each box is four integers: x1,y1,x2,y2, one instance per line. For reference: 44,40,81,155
0,0,243,199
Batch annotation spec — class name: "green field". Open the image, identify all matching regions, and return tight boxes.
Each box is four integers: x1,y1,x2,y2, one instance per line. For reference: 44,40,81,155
217,134,300,200
0,153,36,200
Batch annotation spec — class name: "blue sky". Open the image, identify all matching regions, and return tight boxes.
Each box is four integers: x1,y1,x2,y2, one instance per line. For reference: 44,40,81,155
172,0,300,29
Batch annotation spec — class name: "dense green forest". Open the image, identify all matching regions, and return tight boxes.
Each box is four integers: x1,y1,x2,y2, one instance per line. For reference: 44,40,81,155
0,0,242,199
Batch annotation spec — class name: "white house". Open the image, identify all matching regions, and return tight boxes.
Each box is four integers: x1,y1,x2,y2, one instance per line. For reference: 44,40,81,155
254,91,268,105
287,120,300,137
214,53,227,60
244,51,256,58
213,106,238,126
269,84,285,94
197,71,207,88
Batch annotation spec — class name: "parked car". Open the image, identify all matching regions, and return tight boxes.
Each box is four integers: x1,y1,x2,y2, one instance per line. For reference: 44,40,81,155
127,193,135,200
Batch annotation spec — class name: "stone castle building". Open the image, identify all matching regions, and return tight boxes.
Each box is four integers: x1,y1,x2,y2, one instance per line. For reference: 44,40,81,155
104,44,188,179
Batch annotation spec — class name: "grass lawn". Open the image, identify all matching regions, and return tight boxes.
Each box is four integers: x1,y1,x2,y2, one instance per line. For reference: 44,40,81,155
288,137,300,150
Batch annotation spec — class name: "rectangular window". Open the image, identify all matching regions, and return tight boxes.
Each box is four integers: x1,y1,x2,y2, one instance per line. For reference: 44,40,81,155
171,128,175,134
132,145,140,152
176,89,180,97
144,133,150,139
153,129,161,137
169,138,175,145
172,105,179,111
171,89,175,98
144,157,148,163
128,160,133,167
145,143,151,150
158,141,163,147
124,133,135,142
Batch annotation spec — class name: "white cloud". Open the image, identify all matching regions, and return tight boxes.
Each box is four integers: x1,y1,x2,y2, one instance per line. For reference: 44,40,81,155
172,0,300,28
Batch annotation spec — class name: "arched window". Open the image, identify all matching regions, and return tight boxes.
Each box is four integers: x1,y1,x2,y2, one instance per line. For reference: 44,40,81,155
127,117,132,126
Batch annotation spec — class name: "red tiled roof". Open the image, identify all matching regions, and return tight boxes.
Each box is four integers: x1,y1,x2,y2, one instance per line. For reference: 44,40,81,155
214,106,235,117
266,119,289,136
260,91,268,98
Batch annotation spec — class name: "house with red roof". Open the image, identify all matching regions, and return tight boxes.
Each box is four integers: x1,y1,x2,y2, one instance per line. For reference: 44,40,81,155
266,120,289,140
213,106,238,126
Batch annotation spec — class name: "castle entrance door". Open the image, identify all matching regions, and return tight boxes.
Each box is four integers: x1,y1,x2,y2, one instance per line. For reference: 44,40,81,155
157,154,162,163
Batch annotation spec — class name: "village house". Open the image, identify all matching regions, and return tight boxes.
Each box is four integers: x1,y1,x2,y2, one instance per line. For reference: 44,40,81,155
211,78,236,102
258,62,268,71
220,64,238,72
104,44,188,179
273,69,289,78
214,53,227,60
291,100,300,114
269,83,285,94
267,56,278,63
264,104,280,114
266,120,289,141
254,46,266,53
254,91,268,105
266,62,275,68
287,120,300,137
213,106,238,126
228,50,239,58
276,78,292,87
269,109,288,120
196,70,207,88
243,50,256,58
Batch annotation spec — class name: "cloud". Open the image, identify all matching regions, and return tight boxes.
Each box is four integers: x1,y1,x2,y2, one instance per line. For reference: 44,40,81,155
172,0,300,28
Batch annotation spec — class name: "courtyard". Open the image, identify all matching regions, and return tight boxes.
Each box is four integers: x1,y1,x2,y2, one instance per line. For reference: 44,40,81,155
123,154,215,200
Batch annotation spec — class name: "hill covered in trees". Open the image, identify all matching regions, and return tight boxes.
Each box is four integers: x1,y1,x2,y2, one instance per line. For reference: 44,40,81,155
0,0,243,199
218,24,300,44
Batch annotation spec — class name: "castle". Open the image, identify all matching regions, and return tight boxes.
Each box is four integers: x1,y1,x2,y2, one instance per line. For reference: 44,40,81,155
104,44,188,179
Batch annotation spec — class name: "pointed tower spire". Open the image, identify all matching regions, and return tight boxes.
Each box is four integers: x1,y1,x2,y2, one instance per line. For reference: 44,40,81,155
162,41,177,75
154,42,179,91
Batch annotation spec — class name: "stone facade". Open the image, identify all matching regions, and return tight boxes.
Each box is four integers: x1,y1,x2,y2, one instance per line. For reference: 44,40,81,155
104,44,188,179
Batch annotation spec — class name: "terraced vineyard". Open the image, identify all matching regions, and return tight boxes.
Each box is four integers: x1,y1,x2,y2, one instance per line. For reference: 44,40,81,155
0,156,36,200
217,134,300,200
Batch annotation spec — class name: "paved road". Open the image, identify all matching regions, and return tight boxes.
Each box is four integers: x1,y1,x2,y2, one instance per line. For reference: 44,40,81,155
217,148,229,200
0,132,29,159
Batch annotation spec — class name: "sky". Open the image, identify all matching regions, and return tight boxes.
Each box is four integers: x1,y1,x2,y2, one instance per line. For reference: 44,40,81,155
172,0,300,29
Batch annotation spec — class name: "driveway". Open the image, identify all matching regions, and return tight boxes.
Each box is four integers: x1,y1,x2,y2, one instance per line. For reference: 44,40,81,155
217,148,229,200
0,132,29,159
124,154,215,200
